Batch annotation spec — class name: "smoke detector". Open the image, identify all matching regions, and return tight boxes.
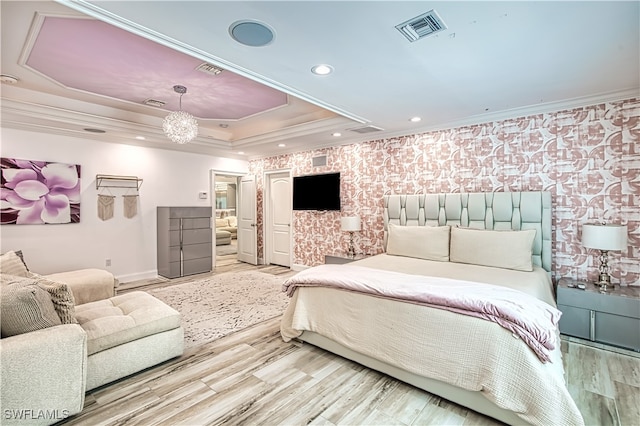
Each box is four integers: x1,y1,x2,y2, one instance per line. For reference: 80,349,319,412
396,10,447,42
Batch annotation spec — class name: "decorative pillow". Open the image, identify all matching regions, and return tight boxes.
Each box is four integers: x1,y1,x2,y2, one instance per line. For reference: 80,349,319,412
386,223,450,262
0,250,30,277
0,275,62,337
227,216,237,227
449,227,536,272
30,275,77,324
215,218,229,227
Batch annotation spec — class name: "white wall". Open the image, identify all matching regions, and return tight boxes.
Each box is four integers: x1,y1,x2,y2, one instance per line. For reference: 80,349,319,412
0,128,248,281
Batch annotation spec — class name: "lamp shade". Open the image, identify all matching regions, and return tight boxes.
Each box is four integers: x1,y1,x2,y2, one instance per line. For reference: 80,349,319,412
341,216,361,232
582,223,627,251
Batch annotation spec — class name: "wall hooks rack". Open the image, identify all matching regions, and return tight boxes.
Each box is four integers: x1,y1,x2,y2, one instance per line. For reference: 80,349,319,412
95,174,143,191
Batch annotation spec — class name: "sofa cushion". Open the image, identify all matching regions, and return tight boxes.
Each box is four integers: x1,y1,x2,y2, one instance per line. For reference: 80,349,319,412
46,268,117,305
1,274,62,337
215,218,229,227
75,291,181,355
0,251,30,277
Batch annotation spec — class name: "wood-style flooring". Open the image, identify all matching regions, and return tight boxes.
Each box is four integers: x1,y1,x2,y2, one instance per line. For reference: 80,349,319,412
62,258,640,426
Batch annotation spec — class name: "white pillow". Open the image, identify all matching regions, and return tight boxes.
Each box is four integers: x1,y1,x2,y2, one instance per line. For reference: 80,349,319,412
450,227,536,272
386,224,450,262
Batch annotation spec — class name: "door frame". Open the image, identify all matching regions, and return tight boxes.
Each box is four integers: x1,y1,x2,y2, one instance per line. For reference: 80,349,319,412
210,169,245,271
263,169,292,266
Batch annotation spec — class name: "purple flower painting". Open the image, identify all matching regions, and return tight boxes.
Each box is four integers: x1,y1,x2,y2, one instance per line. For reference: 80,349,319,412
1,158,81,224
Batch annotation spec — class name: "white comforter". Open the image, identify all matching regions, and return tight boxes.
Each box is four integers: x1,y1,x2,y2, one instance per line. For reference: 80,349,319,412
280,255,584,426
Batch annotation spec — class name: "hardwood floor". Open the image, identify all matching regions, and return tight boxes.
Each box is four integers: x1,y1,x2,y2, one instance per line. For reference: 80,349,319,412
64,262,640,426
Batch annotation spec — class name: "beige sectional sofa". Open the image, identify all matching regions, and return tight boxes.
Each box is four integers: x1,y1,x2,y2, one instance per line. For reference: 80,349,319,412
215,215,237,239
0,251,184,425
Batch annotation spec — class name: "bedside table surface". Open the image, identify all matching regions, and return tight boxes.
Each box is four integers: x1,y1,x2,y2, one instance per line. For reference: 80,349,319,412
558,277,640,299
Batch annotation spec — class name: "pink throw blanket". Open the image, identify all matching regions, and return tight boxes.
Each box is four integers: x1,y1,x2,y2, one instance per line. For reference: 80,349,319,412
283,264,561,363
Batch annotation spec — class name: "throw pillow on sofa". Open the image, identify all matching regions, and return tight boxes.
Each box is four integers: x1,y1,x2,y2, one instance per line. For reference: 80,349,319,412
28,274,78,324
0,250,30,277
0,274,62,337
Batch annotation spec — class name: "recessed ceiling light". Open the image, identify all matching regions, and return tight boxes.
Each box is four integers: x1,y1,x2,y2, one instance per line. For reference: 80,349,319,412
278,143,286,147
311,64,333,75
238,151,245,155
229,20,275,47
135,136,146,140
332,132,342,137
219,124,229,128
409,116,422,122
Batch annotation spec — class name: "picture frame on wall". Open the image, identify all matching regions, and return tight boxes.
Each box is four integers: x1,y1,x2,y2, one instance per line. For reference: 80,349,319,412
1,157,81,224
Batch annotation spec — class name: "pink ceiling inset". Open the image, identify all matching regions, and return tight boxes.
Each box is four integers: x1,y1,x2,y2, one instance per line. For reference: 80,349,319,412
25,16,288,120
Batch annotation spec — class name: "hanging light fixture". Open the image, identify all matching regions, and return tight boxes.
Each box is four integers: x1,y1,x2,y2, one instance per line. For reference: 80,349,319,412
163,85,198,144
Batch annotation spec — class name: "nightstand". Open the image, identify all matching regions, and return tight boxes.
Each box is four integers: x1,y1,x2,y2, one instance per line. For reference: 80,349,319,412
324,252,369,265
557,278,640,352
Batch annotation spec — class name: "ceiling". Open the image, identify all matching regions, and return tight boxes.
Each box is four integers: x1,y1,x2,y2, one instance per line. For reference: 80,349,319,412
2,1,638,160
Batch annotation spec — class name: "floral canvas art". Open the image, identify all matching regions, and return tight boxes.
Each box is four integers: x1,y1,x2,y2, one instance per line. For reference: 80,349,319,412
1,158,81,224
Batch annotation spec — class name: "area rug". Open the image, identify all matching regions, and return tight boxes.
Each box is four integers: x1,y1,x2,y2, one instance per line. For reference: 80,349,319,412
147,270,291,348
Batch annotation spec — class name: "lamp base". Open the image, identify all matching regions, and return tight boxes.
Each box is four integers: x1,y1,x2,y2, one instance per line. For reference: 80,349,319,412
347,231,356,258
595,273,614,293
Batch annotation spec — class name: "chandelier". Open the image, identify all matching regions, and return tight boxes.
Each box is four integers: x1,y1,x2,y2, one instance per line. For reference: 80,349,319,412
163,85,198,144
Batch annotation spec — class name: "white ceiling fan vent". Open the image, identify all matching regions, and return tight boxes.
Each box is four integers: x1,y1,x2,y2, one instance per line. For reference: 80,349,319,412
143,98,166,108
349,125,384,134
396,10,447,42
196,63,224,76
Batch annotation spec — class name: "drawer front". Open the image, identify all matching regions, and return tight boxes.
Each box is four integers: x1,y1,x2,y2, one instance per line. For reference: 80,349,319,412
595,313,640,351
168,207,211,219
558,304,591,339
182,243,212,261
169,246,181,263
183,229,212,245
182,217,210,230
183,257,211,276
169,230,181,246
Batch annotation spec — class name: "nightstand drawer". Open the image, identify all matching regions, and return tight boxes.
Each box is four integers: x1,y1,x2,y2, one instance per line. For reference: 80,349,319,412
558,304,591,340
595,312,640,350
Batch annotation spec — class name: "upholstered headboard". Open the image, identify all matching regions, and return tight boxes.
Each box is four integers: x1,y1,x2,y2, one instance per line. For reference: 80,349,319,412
383,192,552,273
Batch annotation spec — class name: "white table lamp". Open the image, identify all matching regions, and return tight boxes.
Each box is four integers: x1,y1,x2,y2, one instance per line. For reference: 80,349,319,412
341,216,361,258
582,223,627,292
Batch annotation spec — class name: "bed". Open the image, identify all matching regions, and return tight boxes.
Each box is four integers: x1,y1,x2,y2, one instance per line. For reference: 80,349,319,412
281,192,584,426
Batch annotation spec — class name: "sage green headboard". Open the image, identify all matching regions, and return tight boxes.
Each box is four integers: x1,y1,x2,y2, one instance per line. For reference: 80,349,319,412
383,192,552,273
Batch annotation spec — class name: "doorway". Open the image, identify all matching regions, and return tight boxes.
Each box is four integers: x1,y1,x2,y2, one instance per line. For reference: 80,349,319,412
213,174,239,265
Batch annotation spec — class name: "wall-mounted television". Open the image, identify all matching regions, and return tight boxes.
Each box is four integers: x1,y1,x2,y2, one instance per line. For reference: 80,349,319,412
292,172,341,211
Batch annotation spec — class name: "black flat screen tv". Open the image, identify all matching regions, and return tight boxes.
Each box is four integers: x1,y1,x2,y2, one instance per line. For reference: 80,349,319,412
292,172,341,211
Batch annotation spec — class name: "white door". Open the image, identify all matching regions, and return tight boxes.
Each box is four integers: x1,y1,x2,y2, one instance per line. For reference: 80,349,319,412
267,172,291,267
237,175,257,265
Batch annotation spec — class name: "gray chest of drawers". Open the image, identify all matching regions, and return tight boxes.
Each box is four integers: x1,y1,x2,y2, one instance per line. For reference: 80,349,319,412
557,278,640,352
157,206,212,279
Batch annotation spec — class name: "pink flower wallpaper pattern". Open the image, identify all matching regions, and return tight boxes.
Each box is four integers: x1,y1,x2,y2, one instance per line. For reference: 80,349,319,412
250,98,639,286
1,157,81,225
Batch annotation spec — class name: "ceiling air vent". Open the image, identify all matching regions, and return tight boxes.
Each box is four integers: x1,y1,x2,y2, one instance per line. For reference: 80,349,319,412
396,9,447,42
349,125,384,134
143,98,165,108
196,62,224,76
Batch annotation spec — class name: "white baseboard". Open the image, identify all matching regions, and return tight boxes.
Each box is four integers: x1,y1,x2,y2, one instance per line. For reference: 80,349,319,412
116,269,158,284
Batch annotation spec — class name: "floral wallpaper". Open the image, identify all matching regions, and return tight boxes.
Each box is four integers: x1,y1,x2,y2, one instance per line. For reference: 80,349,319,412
250,98,639,286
